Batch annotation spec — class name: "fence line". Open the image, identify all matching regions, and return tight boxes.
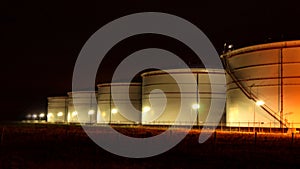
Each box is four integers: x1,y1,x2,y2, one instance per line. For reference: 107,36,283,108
21,120,300,133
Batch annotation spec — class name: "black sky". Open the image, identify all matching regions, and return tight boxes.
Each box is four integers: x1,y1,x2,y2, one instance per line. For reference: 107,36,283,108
1,0,300,121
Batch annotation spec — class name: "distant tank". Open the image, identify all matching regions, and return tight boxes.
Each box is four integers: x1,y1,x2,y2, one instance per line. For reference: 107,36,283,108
47,96,68,122
67,91,98,124
97,83,141,124
141,68,226,125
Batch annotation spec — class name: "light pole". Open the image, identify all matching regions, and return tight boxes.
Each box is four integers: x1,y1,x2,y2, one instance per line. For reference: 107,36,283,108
88,93,94,124
88,110,95,123
111,108,118,124
39,113,45,121
71,111,78,122
32,114,37,121
57,112,63,122
249,84,255,127
192,103,200,126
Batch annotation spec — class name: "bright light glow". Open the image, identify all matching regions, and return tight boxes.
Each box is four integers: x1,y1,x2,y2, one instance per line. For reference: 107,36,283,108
192,104,200,110
142,106,151,113
102,112,106,117
72,111,78,117
67,113,71,122
39,113,45,118
26,114,32,119
47,113,53,118
111,108,118,114
256,100,265,106
32,114,37,118
88,110,95,115
228,44,233,49
57,112,63,117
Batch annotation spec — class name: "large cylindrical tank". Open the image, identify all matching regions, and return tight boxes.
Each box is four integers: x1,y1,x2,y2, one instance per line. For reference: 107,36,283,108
141,68,226,125
67,91,98,124
223,40,300,128
47,96,68,122
97,83,142,124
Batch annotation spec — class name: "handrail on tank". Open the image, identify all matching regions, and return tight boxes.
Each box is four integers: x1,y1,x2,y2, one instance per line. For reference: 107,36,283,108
220,55,289,128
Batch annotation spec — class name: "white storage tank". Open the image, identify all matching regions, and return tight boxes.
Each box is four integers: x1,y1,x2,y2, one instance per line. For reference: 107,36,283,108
97,83,142,124
47,96,68,123
222,40,300,128
67,92,77,123
67,91,98,124
141,68,226,125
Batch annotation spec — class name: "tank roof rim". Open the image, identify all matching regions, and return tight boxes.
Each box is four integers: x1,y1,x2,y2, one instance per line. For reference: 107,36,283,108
67,91,98,95
97,82,141,87
141,68,225,77
221,40,300,58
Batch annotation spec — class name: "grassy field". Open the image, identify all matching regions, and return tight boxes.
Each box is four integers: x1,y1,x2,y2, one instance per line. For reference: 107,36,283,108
0,123,300,169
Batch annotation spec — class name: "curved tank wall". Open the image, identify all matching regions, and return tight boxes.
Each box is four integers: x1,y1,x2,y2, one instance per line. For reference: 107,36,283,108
67,91,98,123
97,83,141,124
223,40,300,128
47,96,68,122
141,68,226,125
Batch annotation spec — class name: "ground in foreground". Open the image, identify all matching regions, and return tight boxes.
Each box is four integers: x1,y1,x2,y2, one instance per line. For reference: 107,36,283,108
0,123,300,169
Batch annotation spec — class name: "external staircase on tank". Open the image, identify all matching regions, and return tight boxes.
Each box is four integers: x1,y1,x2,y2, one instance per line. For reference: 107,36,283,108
221,54,289,128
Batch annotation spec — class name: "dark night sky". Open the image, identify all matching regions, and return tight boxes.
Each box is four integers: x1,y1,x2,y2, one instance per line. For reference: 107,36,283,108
1,0,300,121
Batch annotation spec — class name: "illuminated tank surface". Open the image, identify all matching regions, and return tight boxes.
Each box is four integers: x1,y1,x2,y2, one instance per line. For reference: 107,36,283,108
67,91,98,123
47,96,68,122
97,83,141,124
141,68,226,125
222,40,300,128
